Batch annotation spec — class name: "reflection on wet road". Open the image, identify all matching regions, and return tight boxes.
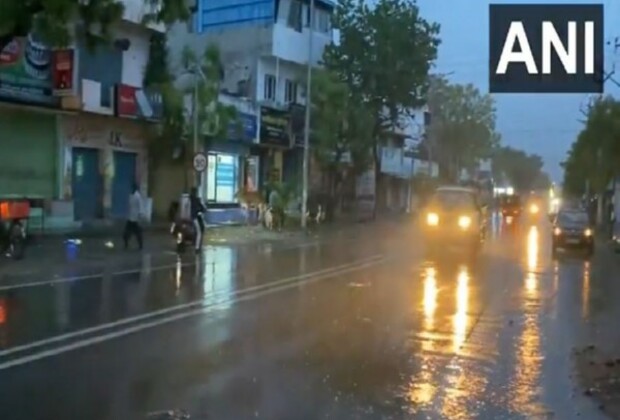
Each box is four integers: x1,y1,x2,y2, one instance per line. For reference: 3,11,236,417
0,217,613,419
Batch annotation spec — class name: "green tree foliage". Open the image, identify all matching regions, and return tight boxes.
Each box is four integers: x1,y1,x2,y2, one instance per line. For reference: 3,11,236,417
426,77,499,181
179,45,237,142
323,0,440,164
310,69,375,197
0,0,189,50
492,146,547,192
562,96,620,197
146,44,237,178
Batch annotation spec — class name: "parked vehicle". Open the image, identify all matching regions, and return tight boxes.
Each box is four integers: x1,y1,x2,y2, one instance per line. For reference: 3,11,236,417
0,198,29,260
551,209,594,257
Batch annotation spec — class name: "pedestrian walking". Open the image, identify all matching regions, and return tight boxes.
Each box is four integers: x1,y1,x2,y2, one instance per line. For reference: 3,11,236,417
190,187,206,253
123,183,143,250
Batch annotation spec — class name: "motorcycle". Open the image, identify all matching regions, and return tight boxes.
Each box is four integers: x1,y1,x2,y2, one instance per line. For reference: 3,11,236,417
168,194,205,254
0,199,29,260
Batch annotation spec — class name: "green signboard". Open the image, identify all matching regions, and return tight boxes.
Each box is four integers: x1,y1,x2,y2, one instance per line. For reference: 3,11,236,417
0,35,58,105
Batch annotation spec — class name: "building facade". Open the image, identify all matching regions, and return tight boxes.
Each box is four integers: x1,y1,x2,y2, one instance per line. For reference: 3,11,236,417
168,0,336,212
0,0,163,230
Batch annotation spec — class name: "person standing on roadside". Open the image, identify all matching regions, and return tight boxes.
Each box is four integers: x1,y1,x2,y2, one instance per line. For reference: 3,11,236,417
190,187,206,253
124,183,144,250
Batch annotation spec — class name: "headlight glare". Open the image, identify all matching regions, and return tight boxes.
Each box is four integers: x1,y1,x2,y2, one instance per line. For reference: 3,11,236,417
458,216,472,229
427,212,439,226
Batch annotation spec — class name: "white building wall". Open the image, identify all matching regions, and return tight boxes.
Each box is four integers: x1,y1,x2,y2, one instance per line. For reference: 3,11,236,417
258,57,306,104
120,0,166,32
272,23,332,66
118,23,152,87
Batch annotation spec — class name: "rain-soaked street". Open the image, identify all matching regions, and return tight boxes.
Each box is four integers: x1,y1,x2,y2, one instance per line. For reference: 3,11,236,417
0,216,617,419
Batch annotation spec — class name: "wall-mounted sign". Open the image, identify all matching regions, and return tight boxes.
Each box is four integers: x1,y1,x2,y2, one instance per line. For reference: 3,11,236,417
0,35,58,106
115,84,163,120
227,112,257,143
259,107,291,148
52,49,77,96
115,84,138,117
193,152,207,172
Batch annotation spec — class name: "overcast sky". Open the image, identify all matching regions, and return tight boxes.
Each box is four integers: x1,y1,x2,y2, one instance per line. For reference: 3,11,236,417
416,0,620,181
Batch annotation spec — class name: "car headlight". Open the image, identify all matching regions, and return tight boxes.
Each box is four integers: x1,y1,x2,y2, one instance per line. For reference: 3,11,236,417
584,228,592,237
427,212,439,226
458,216,472,229
530,204,539,214
553,227,562,236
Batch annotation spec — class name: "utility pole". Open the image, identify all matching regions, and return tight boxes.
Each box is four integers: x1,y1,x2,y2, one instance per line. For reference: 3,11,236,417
301,0,314,229
191,65,208,197
193,76,200,191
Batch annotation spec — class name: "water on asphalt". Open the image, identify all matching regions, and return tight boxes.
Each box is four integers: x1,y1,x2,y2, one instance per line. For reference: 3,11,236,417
0,216,613,419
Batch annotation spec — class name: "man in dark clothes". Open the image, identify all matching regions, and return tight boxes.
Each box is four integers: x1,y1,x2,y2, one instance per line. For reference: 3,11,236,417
190,187,206,253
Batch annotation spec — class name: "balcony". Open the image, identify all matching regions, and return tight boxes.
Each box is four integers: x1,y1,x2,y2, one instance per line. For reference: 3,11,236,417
271,23,333,66
114,83,163,121
119,0,166,32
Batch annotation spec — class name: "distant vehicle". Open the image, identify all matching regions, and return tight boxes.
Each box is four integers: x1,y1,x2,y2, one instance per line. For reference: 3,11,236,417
552,209,594,257
525,192,543,218
422,186,486,253
499,194,522,217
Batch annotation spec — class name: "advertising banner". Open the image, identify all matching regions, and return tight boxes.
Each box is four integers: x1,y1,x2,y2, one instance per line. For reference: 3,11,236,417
0,35,58,105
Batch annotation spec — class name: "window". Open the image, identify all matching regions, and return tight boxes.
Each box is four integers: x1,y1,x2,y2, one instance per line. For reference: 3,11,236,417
314,8,331,33
264,74,276,101
288,0,303,32
284,79,297,103
205,153,239,203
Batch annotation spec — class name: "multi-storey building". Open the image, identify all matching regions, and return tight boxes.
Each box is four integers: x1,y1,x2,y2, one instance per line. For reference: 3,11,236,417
168,0,336,216
0,0,164,229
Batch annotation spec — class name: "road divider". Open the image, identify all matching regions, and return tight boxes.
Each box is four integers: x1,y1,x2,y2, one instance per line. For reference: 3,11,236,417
0,253,388,370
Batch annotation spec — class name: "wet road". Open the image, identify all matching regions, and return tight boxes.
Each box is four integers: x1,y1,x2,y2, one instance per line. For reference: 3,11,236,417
0,216,613,419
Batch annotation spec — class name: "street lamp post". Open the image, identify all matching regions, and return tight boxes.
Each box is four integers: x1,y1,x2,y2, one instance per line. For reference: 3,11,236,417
190,65,208,196
301,0,315,229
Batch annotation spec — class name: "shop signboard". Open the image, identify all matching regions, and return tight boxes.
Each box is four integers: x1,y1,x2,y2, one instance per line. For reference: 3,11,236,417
51,48,77,96
0,35,59,106
115,83,163,121
259,107,292,147
227,112,257,143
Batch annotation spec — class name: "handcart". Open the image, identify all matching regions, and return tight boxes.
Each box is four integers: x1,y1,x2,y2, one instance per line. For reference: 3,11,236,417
0,198,29,260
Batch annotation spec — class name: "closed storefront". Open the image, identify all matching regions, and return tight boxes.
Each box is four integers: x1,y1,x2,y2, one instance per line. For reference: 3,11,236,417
60,114,149,221
0,109,58,198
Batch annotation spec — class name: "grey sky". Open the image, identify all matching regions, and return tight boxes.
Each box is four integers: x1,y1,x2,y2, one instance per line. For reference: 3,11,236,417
417,0,620,181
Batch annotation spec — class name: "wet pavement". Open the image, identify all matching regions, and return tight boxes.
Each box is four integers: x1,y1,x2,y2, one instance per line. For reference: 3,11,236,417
0,216,617,419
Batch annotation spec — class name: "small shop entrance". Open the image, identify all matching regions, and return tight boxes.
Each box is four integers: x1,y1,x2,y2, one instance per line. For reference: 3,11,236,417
72,147,102,221
111,151,137,219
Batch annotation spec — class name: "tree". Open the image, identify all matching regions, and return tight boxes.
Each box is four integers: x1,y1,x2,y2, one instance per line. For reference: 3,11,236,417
492,146,546,192
563,96,620,198
562,95,620,225
145,43,237,190
0,0,190,50
310,68,375,209
426,77,499,181
323,0,440,210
